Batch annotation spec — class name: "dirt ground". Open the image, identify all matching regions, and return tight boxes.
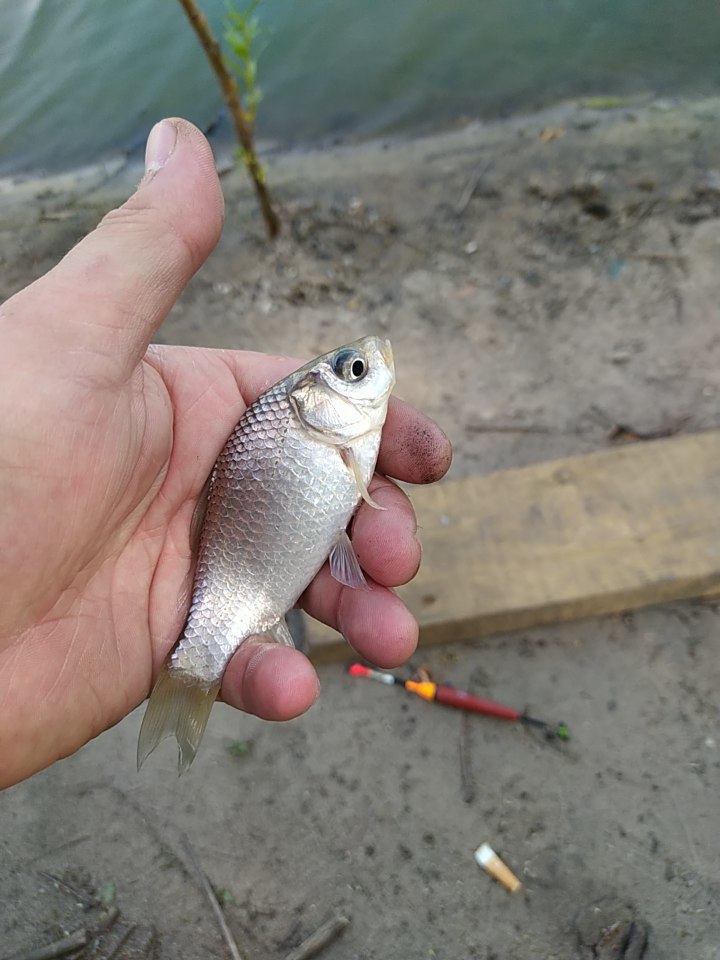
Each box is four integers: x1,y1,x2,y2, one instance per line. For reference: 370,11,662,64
1,97,720,959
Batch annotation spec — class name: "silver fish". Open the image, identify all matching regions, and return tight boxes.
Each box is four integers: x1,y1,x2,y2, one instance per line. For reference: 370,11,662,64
138,336,395,772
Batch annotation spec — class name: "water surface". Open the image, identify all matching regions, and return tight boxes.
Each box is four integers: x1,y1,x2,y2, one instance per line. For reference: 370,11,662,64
1,0,718,175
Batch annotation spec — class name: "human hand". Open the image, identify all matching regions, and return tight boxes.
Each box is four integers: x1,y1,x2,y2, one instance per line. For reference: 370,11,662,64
0,119,452,788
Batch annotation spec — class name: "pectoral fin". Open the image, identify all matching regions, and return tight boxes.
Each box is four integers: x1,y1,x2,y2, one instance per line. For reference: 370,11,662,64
330,530,368,589
137,666,219,775
340,447,385,510
265,618,295,647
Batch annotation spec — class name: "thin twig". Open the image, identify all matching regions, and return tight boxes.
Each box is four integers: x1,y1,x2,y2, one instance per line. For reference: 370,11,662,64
671,792,703,877
103,925,136,960
37,873,96,909
465,421,554,434
132,926,158,960
6,928,88,960
283,915,351,960
630,252,688,265
670,287,684,323
86,908,122,960
24,836,91,866
606,420,687,443
588,404,689,442
455,160,493,215
176,0,280,238
459,712,476,805
95,908,121,934
182,836,246,960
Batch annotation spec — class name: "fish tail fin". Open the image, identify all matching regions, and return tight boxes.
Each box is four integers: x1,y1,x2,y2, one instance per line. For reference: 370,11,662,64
137,666,220,775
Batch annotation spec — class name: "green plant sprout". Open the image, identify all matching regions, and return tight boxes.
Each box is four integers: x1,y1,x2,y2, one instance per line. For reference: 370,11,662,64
213,886,236,905
224,1,267,130
224,1,269,183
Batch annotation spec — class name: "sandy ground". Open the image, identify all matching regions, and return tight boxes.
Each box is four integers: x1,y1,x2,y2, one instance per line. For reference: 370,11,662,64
1,97,720,959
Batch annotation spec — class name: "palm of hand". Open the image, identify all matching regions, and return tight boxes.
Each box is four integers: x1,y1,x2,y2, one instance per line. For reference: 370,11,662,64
0,346,245,776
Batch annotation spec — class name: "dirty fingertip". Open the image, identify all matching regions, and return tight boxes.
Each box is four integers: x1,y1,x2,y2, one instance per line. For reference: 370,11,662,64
380,401,453,484
409,417,453,483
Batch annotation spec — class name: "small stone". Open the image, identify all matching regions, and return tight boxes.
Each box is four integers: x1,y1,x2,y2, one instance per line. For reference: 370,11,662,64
574,898,649,959
527,175,564,200
698,170,720,195
607,349,632,364
678,203,714,224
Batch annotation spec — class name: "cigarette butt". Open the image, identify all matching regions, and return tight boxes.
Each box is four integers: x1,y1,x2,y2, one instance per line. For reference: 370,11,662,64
474,842,522,893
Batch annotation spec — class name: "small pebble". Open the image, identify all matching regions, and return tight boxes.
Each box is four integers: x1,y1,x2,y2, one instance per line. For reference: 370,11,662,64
607,350,632,364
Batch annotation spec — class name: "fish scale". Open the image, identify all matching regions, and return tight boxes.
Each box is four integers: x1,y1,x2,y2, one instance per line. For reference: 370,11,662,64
138,336,395,773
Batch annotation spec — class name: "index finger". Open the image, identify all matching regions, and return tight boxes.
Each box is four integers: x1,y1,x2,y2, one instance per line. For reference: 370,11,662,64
377,398,452,484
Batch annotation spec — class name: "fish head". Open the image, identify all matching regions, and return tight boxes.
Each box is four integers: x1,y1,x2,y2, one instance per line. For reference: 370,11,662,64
289,336,395,444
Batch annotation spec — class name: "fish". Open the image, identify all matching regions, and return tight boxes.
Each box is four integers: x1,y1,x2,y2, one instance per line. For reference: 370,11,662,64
137,336,395,773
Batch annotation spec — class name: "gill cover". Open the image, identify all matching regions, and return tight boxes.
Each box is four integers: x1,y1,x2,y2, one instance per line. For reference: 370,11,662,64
289,337,395,445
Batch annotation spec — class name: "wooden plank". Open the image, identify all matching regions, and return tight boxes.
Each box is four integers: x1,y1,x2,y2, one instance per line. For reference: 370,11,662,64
307,430,720,663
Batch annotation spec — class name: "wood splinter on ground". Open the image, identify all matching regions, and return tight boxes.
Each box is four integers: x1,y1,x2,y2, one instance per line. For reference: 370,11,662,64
8,905,122,960
182,835,247,960
103,924,136,960
283,914,351,960
7,928,89,960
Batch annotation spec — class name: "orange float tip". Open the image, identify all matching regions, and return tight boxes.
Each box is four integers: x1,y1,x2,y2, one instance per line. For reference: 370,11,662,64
404,680,438,702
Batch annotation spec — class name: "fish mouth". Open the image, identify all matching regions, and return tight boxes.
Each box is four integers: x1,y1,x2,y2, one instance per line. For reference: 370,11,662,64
379,337,394,369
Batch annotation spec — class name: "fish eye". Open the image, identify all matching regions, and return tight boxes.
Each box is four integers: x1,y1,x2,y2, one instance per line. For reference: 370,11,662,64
332,349,368,382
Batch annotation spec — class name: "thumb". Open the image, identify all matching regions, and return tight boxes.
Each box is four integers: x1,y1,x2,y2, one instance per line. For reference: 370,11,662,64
2,118,224,381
